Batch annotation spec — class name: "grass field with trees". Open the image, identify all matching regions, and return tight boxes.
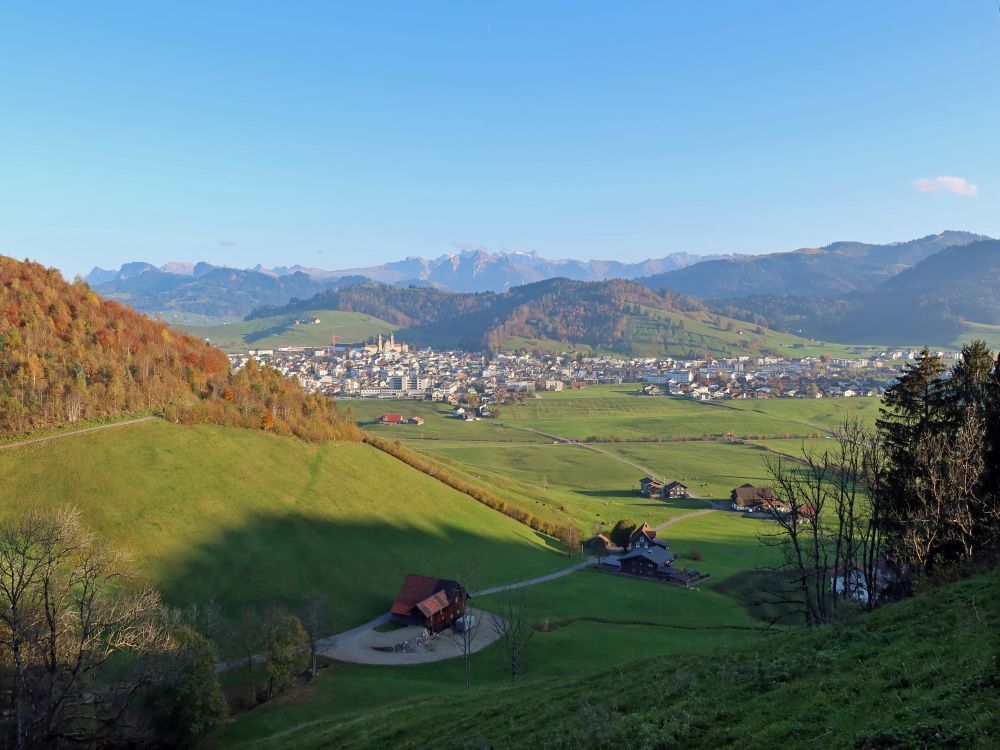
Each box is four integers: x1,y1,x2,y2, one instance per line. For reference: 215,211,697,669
213,568,998,750
0,420,567,632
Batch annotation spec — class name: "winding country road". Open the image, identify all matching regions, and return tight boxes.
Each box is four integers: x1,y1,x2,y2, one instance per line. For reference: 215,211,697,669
0,416,159,451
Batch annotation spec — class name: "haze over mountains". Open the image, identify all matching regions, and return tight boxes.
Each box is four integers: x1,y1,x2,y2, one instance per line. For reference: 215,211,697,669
84,231,1000,347
87,248,722,294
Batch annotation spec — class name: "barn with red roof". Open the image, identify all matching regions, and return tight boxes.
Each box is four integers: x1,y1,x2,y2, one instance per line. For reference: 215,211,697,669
389,574,467,633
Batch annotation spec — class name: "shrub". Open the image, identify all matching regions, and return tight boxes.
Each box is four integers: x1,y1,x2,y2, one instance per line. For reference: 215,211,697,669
145,626,227,747
688,548,704,561
609,518,637,548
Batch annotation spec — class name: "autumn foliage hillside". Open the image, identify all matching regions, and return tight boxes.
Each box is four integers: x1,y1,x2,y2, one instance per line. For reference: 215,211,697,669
0,256,360,441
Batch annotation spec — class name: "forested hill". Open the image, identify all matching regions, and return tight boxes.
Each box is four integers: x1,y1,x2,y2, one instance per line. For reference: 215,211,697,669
247,277,811,357
0,256,360,440
637,230,989,299
705,239,1000,345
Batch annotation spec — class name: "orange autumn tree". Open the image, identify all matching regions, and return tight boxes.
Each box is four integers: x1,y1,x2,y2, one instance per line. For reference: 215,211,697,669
0,256,360,442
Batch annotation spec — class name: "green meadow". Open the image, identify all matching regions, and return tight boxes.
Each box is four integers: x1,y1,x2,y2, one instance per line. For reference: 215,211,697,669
496,386,880,441
185,310,398,352
345,399,547,442
3,392,903,748
207,566,773,749
0,420,565,631
229,569,999,750
409,440,709,530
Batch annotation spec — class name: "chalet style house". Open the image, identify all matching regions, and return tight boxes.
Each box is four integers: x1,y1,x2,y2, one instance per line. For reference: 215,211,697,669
628,523,669,551
390,575,467,633
619,545,677,577
616,524,686,581
663,481,690,499
730,483,786,513
639,477,689,499
639,476,664,498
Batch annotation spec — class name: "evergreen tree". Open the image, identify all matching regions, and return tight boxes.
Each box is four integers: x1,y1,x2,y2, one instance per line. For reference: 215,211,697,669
876,348,948,546
946,340,994,418
983,355,1000,549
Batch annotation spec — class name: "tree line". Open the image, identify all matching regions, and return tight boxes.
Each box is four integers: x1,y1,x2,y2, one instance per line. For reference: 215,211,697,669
763,341,1000,625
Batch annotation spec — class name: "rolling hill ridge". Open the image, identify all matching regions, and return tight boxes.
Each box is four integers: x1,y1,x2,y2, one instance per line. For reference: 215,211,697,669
243,277,835,357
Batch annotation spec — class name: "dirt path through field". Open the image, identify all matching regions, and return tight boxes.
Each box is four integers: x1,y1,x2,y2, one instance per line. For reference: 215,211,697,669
0,416,159,451
499,423,666,480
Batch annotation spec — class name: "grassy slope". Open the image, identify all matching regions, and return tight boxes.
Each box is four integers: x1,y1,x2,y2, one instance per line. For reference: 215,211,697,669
214,568,1000,750
185,310,399,352
0,420,565,629
954,320,1000,350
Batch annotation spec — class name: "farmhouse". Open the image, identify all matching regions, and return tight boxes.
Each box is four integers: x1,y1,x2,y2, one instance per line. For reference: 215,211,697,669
638,476,665,498
378,413,404,424
730,483,782,513
618,545,677,578
628,523,670,551
390,574,467,634
408,416,425,425
663,481,690,499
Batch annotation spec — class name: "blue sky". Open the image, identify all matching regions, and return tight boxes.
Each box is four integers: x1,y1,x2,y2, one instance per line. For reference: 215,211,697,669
1,1,997,276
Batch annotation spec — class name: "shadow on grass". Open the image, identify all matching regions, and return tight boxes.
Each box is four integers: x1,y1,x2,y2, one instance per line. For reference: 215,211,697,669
155,512,566,639
713,569,801,624
243,318,297,344
572,489,644,499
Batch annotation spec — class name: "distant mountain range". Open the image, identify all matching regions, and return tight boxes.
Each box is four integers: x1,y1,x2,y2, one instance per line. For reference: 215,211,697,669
85,230,1000,346
256,248,727,291
92,266,351,322
87,248,724,296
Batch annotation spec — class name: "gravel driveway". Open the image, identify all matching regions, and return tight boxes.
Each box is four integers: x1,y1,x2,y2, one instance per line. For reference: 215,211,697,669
318,608,505,665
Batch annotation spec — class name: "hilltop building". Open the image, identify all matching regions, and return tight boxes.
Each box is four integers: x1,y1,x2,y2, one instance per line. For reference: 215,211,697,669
364,332,409,355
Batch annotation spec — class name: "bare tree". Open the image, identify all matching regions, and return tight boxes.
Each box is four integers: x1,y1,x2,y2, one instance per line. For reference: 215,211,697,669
559,524,582,558
447,566,482,689
858,425,890,610
901,409,986,571
299,593,330,679
761,453,833,626
760,421,892,625
490,589,534,682
0,507,166,750
64,388,85,424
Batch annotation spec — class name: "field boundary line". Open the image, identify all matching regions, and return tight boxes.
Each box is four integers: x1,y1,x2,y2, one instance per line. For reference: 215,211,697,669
0,415,159,451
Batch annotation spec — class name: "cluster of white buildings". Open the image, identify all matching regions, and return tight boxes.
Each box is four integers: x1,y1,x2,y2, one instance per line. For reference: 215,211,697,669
230,340,963,402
